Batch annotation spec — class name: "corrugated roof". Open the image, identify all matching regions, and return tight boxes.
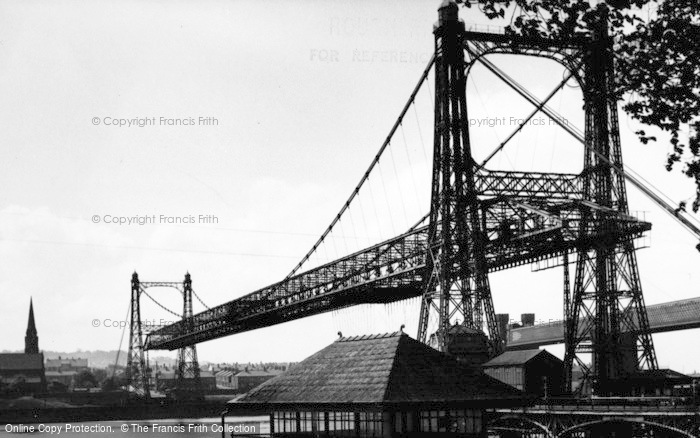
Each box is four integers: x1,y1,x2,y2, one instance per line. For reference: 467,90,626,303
508,296,700,349
0,353,44,370
234,332,522,405
483,349,558,367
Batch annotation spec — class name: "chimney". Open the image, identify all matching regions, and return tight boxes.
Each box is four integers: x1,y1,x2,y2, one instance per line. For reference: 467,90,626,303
521,313,535,327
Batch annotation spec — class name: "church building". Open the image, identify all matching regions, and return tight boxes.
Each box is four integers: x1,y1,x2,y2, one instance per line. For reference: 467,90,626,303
0,299,46,394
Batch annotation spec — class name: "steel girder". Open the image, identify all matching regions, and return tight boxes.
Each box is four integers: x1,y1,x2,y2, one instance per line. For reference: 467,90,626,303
145,180,649,351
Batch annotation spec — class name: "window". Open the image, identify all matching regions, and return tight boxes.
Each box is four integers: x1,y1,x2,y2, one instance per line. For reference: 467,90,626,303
358,412,383,437
298,412,313,433
273,411,281,433
448,409,466,433
274,411,296,433
419,410,478,433
312,411,326,433
419,410,443,432
394,411,408,433
327,412,355,435
328,412,337,432
272,411,296,433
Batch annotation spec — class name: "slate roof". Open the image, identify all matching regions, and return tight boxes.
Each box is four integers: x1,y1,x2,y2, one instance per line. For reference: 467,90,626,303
483,349,561,367
45,358,88,368
628,369,692,382
0,353,44,371
236,370,277,377
232,332,523,407
158,370,216,379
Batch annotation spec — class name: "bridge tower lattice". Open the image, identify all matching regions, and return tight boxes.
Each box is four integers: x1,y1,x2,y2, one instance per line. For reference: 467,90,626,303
417,2,503,355
563,9,658,395
126,272,202,398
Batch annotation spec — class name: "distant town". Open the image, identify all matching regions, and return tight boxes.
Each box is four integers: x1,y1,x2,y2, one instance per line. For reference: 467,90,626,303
0,300,293,413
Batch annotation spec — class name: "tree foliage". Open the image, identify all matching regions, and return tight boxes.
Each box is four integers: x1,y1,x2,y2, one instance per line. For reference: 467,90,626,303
458,0,700,209
75,369,97,388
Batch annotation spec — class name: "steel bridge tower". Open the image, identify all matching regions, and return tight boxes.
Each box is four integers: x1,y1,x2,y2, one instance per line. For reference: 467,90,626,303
126,272,202,398
418,2,657,394
418,2,503,355
127,272,150,398
177,273,201,391
144,2,659,399
563,9,657,395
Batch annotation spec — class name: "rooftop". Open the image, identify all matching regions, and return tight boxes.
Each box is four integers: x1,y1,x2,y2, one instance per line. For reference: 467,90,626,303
483,349,561,367
0,353,44,371
232,332,524,407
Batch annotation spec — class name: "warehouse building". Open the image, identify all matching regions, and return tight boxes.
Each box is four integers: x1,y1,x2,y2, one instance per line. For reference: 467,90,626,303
482,349,565,397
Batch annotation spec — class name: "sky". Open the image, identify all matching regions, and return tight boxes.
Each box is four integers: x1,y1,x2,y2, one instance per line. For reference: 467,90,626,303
1,0,699,373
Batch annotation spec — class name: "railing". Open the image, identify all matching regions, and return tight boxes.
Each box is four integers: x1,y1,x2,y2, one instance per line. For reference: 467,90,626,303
535,396,700,413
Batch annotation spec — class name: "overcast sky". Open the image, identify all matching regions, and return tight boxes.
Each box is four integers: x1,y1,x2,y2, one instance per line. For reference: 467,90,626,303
1,0,699,373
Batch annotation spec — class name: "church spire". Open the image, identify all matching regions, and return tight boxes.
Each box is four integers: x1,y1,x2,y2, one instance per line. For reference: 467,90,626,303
25,298,39,354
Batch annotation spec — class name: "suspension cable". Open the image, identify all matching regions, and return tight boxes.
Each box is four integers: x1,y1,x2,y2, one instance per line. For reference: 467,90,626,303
112,300,131,379
477,65,580,169
192,288,210,310
473,49,700,240
285,54,436,279
140,287,181,318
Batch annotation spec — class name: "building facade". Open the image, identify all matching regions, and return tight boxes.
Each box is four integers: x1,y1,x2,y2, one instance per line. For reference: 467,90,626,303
0,299,46,394
482,349,565,398
224,332,529,437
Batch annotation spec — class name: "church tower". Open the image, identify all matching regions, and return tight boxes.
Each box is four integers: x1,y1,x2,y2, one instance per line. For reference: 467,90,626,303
25,298,39,354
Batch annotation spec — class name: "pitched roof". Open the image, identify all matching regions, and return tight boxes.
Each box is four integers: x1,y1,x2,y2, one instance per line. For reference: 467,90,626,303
45,370,78,377
236,370,276,377
233,332,522,406
629,369,692,382
45,358,88,367
482,349,558,367
0,353,44,370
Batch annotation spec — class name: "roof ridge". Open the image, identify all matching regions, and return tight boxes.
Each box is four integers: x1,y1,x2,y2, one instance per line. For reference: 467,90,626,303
337,331,405,342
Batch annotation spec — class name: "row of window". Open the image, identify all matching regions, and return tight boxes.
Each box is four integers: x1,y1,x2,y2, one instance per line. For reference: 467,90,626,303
272,411,382,437
418,409,482,433
272,409,481,436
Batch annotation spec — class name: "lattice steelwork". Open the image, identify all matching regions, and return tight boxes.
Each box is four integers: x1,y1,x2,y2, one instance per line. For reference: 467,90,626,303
417,2,501,354
126,272,150,398
564,11,658,395
145,173,649,350
146,3,658,398
126,272,202,397
177,273,201,390
457,8,658,395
